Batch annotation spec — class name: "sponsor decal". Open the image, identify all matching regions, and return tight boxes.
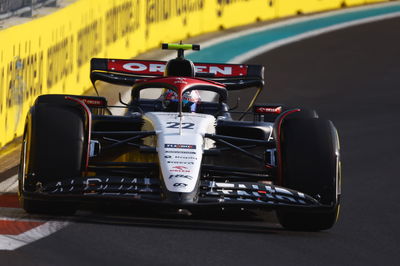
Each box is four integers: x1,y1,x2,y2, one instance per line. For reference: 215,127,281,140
47,177,159,194
195,65,233,75
166,122,195,129
165,151,196,154
216,0,256,17
204,181,314,205
7,57,25,134
173,78,188,84
146,0,204,25
255,106,282,114
108,60,247,77
174,156,197,160
170,166,190,173
171,166,188,170
81,98,106,107
169,175,193,180
173,183,187,188
122,62,165,73
167,161,194,165
165,144,196,149
207,190,304,204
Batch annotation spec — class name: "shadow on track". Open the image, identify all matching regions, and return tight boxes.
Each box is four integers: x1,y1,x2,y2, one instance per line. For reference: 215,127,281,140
65,204,289,235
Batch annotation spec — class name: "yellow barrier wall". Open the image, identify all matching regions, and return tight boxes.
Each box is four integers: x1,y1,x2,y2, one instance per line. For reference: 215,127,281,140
0,0,390,148
346,0,367,6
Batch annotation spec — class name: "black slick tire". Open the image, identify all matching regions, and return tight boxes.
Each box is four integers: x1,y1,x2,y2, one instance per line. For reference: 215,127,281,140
276,118,341,231
19,95,87,215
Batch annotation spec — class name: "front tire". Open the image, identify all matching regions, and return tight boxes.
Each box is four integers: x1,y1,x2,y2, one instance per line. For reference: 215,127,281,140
19,95,87,215
276,118,341,231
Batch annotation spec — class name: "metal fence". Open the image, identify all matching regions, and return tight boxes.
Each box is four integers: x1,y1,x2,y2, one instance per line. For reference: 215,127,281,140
0,0,57,19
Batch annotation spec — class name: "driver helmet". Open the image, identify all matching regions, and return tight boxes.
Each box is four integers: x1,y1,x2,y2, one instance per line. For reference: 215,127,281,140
162,89,201,112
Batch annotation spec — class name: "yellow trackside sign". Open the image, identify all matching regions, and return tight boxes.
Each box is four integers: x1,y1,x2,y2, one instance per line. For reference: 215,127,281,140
0,0,390,148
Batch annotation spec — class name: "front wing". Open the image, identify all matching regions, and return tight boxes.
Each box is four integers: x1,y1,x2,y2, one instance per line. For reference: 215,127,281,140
22,176,334,211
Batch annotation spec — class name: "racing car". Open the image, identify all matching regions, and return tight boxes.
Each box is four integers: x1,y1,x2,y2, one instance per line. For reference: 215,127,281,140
18,43,341,231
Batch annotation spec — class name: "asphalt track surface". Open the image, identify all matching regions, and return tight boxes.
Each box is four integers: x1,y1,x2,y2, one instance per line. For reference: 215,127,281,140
1,17,400,265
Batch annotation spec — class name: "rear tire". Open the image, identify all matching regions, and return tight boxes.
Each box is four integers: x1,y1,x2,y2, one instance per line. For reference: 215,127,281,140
19,95,87,215
276,118,341,231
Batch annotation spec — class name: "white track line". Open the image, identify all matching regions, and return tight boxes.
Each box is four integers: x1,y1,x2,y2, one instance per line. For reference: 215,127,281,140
0,220,69,250
229,11,400,63
187,1,400,55
0,174,18,193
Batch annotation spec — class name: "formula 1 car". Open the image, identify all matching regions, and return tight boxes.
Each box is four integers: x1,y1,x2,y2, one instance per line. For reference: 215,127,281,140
18,43,341,231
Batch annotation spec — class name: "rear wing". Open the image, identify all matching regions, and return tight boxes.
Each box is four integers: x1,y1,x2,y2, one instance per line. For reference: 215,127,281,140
90,58,264,91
